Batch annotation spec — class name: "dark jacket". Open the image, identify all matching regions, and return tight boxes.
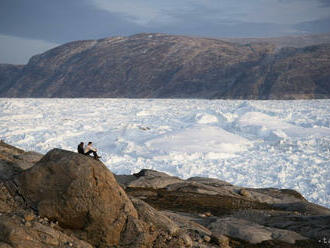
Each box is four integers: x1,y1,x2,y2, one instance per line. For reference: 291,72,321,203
77,143,85,154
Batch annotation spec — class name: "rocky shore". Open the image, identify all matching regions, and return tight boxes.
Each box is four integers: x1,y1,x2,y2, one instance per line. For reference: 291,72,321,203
0,141,329,247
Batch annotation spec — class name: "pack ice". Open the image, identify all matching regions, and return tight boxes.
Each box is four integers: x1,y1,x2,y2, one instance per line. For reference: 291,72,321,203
0,99,329,208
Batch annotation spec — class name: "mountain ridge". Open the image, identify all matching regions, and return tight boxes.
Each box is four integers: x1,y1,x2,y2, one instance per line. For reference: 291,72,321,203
0,33,329,99
221,32,330,48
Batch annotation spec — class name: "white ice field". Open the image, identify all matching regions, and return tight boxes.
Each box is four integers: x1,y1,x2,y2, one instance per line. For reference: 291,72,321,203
0,99,329,208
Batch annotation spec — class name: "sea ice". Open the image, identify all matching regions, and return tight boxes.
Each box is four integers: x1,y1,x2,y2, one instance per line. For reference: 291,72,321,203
0,99,329,208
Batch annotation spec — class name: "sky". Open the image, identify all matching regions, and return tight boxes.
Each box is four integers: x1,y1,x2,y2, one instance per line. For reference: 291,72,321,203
1,0,330,64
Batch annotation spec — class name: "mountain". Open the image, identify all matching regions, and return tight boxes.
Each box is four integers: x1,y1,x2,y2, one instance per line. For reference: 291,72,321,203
0,33,329,99
221,32,330,49
0,64,24,94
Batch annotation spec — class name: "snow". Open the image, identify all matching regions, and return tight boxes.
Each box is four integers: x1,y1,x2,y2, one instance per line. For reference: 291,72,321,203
146,126,250,153
0,99,329,208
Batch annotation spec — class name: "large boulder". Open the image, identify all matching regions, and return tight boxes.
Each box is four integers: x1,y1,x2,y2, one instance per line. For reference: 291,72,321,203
6,148,138,248
1,174,92,248
4,149,193,248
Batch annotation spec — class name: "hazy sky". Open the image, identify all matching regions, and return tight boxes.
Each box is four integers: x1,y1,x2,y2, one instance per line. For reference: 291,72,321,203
1,0,330,64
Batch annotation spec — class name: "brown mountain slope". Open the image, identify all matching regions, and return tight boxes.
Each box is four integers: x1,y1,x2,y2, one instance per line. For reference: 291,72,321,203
0,64,23,94
1,33,329,99
221,32,330,48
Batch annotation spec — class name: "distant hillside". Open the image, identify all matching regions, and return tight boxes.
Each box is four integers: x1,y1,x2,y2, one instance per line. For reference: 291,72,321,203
0,33,329,99
0,64,24,94
221,32,330,48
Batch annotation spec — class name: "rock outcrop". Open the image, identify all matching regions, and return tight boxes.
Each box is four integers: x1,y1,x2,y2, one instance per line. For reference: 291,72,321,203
0,141,42,180
117,169,330,247
0,33,329,99
6,148,139,247
1,141,329,247
0,143,191,248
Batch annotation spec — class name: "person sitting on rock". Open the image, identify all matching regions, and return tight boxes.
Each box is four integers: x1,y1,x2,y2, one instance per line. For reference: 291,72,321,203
84,141,101,160
77,142,85,154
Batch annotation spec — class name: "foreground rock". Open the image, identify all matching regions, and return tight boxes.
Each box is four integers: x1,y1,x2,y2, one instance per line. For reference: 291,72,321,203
6,148,139,247
1,142,329,247
0,141,42,180
0,180,93,248
0,143,191,248
117,169,330,247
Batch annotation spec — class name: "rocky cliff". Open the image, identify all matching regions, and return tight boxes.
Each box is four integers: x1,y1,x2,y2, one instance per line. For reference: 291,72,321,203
0,64,23,96
0,33,329,99
1,141,329,247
